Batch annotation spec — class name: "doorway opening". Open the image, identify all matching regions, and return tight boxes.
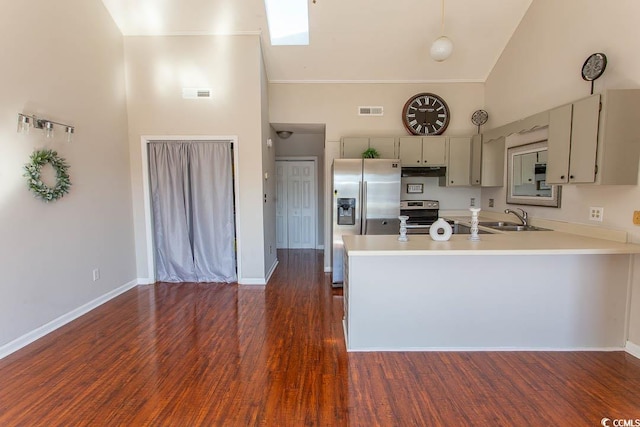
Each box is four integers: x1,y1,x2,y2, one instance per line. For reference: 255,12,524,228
142,136,242,284
276,159,318,249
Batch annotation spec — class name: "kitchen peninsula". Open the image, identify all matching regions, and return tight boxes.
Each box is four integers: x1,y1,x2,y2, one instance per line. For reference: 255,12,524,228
341,230,640,352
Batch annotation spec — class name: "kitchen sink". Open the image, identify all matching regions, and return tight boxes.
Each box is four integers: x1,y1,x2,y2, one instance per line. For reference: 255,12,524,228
451,223,492,235
488,224,550,231
478,221,518,227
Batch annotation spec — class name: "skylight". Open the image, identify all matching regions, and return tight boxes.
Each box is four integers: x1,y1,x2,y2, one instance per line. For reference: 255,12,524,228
264,0,309,46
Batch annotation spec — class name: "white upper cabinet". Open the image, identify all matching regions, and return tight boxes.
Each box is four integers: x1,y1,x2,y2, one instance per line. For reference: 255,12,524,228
341,137,370,159
341,137,397,159
370,137,397,159
470,134,482,186
481,136,505,187
547,96,599,184
399,136,446,167
547,90,640,185
442,137,471,187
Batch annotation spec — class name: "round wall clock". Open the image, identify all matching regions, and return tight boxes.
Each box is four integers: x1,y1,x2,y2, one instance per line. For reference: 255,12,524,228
402,93,450,135
581,52,607,81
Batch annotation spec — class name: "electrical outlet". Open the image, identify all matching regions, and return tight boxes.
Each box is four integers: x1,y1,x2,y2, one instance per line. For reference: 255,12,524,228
92,268,100,281
489,198,494,208
633,211,640,225
589,207,604,222
470,198,476,207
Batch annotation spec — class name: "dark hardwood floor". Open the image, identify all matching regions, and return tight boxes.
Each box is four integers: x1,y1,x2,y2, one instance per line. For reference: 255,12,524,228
1,249,639,426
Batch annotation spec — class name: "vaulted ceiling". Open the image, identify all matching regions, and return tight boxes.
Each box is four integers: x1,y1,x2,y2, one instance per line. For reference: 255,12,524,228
101,0,532,83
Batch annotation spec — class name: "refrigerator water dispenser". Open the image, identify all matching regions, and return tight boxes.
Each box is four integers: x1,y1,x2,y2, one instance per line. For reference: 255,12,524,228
337,198,356,225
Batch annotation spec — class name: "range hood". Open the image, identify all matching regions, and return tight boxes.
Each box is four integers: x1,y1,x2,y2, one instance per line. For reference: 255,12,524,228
401,166,446,177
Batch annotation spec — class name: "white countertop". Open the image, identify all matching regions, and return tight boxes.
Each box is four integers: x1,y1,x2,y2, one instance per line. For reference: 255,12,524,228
343,230,640,256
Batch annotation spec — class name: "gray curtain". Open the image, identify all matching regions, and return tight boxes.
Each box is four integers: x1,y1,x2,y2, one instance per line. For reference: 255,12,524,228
149,141,236,283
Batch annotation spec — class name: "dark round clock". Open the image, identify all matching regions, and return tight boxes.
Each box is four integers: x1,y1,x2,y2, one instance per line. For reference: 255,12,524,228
581,52,607,81
402,93,450,135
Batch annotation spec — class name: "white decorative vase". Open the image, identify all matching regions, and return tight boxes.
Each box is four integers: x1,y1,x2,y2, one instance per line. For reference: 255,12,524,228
429,218,452,241
398,215,409,241
469,208,481,241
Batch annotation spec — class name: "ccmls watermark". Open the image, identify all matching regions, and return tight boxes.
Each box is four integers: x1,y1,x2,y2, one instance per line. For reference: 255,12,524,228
601,418,640,427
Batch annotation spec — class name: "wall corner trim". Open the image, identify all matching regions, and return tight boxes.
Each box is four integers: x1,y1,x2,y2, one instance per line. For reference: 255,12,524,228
626,340,640,360
265,259,279,285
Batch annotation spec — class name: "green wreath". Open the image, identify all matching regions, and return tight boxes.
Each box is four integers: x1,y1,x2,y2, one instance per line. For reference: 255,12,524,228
24,149,71,202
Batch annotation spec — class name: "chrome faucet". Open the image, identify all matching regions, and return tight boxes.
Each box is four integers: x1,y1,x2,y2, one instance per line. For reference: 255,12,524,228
504,208,528,226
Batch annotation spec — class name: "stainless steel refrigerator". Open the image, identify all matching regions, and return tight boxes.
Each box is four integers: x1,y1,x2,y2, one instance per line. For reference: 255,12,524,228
332,158,401,284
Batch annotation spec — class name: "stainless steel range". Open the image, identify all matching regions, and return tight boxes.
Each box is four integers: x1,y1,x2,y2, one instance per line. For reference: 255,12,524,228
400,200,441,234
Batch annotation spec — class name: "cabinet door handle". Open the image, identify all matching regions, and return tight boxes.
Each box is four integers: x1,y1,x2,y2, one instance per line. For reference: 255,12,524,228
569,175,574,180
560,175,565,180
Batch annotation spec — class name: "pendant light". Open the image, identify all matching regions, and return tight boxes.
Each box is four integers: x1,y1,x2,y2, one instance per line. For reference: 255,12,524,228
430,0,453,62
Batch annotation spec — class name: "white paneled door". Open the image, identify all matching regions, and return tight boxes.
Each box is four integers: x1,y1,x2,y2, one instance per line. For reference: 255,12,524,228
276,160,317,249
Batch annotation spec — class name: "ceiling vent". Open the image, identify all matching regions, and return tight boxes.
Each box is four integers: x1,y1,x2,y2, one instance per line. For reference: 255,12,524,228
358,106,384,116
182,88,212,99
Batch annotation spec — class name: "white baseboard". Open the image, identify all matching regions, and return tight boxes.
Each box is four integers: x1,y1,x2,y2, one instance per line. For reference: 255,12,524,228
0,279,139,360
346,346,626,352
265,258,279,284
239,278,266,285
626,340,640,359
239,258,279,286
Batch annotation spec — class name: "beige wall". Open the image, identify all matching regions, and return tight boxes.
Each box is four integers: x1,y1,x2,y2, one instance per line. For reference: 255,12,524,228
484,0,640,347
269,83,485,142
0,0,135,347
261,56,277,277
124,35,267,283
269,82,485,268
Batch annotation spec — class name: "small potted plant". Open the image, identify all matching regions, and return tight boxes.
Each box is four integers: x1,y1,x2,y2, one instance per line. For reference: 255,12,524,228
362,148,380,159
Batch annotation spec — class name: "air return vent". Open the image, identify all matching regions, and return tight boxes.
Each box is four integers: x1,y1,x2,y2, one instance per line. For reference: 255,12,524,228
182,88,212,99
358,106,384,116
